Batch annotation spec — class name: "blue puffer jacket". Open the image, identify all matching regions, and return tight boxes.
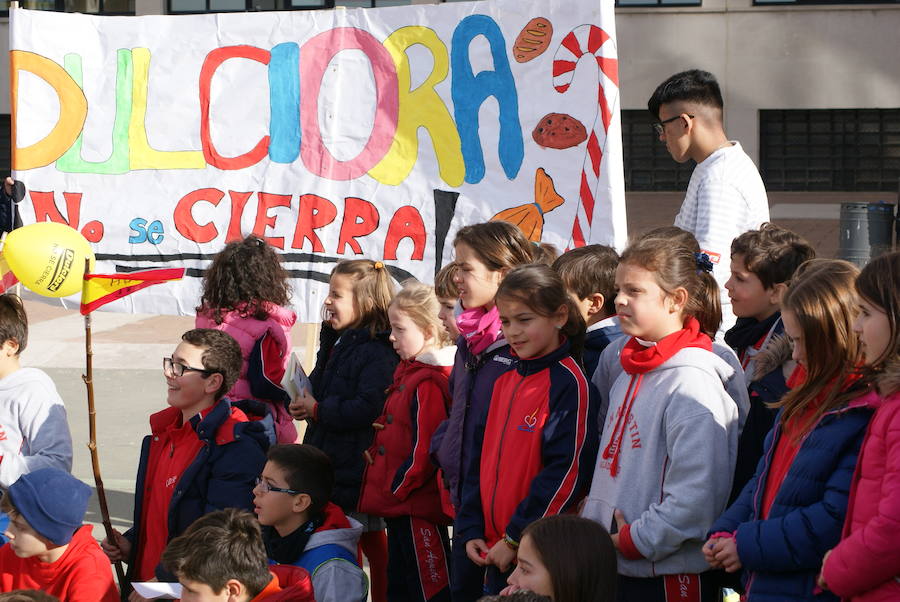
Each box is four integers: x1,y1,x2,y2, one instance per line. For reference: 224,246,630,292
431,336,517,510
709,397,873,602
126,398,274,582
304,323,398,512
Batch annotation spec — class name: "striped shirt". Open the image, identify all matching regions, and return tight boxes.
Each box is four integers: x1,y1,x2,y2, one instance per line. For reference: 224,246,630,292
674,141,770,333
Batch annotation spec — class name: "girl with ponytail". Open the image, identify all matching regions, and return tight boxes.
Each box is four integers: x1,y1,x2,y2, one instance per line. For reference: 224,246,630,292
289,258,398,602
581,237,742,602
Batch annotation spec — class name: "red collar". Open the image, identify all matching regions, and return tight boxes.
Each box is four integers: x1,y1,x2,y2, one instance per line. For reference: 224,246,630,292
620,317,712,374
250,574,282,601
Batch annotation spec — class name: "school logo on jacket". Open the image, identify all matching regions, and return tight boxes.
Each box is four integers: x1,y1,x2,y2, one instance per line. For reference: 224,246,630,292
517,408,541,433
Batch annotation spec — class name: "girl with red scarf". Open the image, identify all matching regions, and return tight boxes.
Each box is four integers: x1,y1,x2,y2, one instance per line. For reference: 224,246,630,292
581,237,742,602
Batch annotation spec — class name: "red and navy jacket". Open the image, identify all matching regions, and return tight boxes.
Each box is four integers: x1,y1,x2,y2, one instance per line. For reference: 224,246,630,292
358,347,455,524
124,398,274,583
456,340,599,547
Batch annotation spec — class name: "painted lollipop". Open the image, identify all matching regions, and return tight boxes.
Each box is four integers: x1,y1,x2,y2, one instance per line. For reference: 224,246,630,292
552,25,619,247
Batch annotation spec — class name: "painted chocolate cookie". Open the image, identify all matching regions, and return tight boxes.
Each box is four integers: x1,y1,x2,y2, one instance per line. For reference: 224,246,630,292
532,113,588,149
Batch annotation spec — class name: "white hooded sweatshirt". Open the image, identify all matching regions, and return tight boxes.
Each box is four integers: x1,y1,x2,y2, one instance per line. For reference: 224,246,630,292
0,367,73,488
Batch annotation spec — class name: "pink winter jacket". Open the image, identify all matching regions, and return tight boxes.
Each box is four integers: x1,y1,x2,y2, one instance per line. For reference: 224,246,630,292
822,362,900,602
196,302,298,444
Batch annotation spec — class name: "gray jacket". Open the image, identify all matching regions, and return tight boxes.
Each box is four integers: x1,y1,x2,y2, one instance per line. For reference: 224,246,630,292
583,346,742,577
304,515,368,602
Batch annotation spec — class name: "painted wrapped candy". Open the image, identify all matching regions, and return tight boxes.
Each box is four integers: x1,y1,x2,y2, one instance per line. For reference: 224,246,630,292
491,168,565,242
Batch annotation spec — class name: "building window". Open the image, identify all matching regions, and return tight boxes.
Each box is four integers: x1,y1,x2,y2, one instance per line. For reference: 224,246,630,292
6,0,134,13
169,0,330,12
334,0,410,6
755,0,898,5
169,0,473,12
621,109,695,191
760,109,900,191
615,0,701,7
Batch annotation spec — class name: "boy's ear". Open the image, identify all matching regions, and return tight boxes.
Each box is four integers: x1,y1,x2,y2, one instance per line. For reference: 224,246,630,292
1,338,19,357
293,493,313,515
203,372,224,397
586,293,605,317
224,578,246,601
769,282,788,306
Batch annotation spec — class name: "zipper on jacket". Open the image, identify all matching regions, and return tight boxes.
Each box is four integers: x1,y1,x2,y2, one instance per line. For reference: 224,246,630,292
488,374,525,539
456,349,495,490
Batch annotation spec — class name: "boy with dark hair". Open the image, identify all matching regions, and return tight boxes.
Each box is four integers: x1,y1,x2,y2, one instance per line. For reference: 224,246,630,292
0,295,73,489
433,262,460,340
253,444,367,602
101,328,274,589
551,245,623,377
648,69,769,333
161,508,314,601
0,468,118,601
724,223,815,503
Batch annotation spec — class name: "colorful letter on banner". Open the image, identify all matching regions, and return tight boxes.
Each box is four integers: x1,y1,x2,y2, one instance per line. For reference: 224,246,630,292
81,268,185,314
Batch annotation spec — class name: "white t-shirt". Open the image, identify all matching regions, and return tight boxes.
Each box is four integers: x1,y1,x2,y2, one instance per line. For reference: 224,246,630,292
674,141,770,334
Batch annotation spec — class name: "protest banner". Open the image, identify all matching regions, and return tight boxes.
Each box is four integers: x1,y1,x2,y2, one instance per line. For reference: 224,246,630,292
10,0,625,320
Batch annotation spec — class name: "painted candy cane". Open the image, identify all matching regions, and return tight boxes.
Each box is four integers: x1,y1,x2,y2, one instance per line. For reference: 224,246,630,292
552,25,619,247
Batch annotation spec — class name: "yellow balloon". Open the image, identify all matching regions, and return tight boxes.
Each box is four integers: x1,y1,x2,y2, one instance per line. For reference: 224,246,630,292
3,222,95,298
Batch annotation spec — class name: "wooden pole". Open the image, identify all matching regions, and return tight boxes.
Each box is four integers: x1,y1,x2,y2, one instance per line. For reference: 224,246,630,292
82,258,127,587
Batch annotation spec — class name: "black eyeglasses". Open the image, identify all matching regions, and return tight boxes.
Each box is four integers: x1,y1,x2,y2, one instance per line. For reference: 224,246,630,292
254,477,301,495
163,357,216,378
651,114,694,136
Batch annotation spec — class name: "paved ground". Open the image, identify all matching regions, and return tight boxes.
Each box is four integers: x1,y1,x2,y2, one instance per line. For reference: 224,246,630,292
13,189,898,592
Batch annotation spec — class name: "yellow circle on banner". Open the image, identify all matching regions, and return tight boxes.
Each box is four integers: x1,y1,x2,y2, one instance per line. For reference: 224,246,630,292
4,222,95,297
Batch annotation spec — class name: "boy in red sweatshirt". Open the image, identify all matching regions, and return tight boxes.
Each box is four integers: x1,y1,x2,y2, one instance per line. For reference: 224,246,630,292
161,508,314,602
101,329,273,590
0,468,118,601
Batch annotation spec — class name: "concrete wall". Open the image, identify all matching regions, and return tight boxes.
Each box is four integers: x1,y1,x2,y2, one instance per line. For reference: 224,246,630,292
3,0,899,162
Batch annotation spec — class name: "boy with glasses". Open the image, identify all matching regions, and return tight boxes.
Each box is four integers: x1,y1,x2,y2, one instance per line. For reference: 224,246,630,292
101,329,274,597
253,444,367,602
648,69,769,334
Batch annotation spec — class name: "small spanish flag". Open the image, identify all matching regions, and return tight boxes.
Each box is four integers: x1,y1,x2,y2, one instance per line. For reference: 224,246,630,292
81,268,185,315
0,254,19,294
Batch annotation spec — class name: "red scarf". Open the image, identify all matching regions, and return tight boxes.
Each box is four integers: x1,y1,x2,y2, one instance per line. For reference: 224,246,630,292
619,317,712,375
603,318,712,477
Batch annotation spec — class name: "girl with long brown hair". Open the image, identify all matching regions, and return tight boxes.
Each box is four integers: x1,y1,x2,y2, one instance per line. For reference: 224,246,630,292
706,259,874,602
